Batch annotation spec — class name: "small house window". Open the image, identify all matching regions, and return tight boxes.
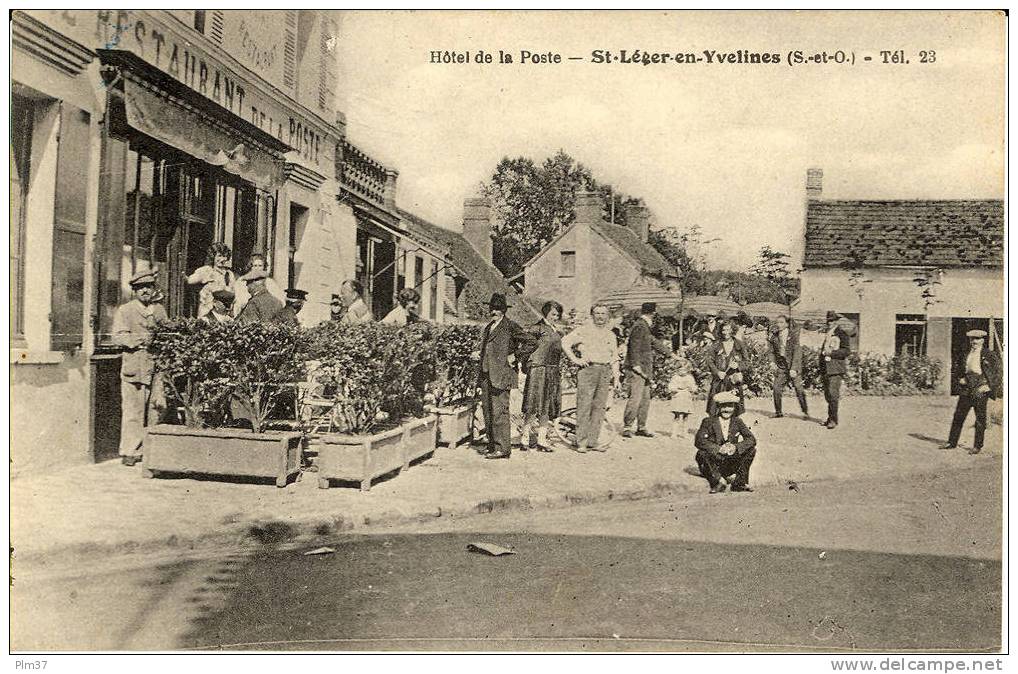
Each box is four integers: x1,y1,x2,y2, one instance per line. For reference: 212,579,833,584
560,251,576,277
896,313,927,356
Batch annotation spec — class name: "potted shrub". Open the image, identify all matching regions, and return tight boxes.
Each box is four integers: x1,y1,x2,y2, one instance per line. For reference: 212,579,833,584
143,320,305,487
304,322,439,491
425,324,483,447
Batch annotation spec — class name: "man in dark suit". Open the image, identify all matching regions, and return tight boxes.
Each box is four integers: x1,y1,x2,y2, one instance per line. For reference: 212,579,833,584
237,270,284,325
623,302,673,438
274,288,307,327
941,329,1003,455
475,293,530,460
819,311,852,429
768,315,809,419
694,391,757,493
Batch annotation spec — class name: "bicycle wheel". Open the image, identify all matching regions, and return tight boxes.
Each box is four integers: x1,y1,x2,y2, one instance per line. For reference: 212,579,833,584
550,408,578,448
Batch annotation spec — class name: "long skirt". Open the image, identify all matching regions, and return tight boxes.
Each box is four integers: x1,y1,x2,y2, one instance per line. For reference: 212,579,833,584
522,365,562,423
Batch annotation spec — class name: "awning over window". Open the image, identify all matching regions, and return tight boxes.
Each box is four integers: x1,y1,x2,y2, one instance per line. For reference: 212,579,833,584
121,77,280,188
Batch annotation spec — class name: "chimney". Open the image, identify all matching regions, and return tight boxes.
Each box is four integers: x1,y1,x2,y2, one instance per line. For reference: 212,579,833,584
623,200,650,242
573,190,604,225
462,197,492,263
383,167,399,210
806,168,823,199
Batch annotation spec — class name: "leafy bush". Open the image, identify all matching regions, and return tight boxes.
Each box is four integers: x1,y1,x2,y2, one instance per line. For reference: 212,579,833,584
150,319,307,432
428,324,483,407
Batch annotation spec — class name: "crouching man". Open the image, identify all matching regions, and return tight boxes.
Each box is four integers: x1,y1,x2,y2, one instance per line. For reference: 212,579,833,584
694,391,757,494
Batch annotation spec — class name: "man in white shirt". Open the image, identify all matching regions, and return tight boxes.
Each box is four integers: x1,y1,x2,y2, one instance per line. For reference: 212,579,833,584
942,329,1002,454
340,279,374,325
561,304,620,452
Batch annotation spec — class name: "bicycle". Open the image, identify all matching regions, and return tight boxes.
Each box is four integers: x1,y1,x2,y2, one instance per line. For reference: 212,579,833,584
550,391,620,451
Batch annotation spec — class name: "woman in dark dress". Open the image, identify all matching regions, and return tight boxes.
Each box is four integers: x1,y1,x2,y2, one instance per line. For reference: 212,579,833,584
522,300,565,451
706,320,750,416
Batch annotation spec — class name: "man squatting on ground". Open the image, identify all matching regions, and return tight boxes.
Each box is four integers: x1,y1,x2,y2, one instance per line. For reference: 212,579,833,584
694,390,757,494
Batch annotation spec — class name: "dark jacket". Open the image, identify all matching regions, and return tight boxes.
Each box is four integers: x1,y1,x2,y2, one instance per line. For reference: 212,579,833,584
694,415,757,458
273,304,301,327
958,347,1003,400
237,289,285,325
819,326,852,377
768,324,803,373
707,338,750,382
526,320,563,369
625,317,672,379
478,316,530,390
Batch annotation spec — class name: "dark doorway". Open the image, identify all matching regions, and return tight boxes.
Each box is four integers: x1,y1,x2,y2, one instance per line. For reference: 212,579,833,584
92,356,123,462
371,239,396,320
950,317,1005,395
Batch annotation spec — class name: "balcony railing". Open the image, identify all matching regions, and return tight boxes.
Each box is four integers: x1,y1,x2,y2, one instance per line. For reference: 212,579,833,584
340,139,387,208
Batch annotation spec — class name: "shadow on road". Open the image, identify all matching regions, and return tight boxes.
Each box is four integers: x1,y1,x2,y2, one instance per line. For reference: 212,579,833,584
176,532,1000,652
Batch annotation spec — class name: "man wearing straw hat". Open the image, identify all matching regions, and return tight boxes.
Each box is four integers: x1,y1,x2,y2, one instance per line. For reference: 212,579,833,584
112,265,168,466
941,329,1002,454
694,390,757,494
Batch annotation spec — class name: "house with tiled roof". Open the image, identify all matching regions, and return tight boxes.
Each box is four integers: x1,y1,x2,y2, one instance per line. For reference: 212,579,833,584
511,191,680,316
398,200,538,325
796,169,1004,391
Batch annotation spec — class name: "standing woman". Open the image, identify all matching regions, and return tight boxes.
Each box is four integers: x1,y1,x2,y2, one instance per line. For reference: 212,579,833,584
186,243,235,318
522,300,565,451
706,320,750,416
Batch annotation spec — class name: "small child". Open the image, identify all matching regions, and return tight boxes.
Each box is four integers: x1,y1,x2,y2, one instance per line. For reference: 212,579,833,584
667,359,698,439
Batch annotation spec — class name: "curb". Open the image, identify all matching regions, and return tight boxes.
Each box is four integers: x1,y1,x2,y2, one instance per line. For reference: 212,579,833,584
12,479,702,568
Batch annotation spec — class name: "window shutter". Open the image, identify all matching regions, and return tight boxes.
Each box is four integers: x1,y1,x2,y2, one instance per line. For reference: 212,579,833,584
318,15,337,112
283,10,297,91
208,10,225,44
51,103,91,352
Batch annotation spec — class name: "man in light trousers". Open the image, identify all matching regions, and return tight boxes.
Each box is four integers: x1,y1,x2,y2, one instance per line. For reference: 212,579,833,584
562,304,620,452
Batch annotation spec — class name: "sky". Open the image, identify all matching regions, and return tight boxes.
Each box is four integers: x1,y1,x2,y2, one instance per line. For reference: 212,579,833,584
336,10,1004,270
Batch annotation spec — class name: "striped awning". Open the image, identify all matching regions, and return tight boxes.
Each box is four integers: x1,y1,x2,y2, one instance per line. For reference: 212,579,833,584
743,302,791,320
597,286,683,312
681,295,742,316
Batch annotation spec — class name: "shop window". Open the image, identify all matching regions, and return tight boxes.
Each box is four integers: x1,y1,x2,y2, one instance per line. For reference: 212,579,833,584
10,94,33,344
288,203,309,289
560,250,576,277
51,104,91,352
414,255,424,291
895,314,926,357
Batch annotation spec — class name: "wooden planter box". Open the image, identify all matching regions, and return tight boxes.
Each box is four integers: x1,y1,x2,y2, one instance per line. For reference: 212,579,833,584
141,424,302,487
426,403,474,447
317,415,438,491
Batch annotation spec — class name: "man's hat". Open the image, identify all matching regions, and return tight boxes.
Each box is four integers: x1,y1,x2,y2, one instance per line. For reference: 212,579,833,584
967,329,988,339
826,311,842,322
330,293,342,305
487,293,509,312
212,288,235,303
735,310,754,327
641,301,657,314
245,269,269,282
129,265,158,287
286,288,308,301
714,391,739,406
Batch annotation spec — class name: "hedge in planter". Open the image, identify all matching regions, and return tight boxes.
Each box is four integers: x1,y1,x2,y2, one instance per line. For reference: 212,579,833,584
144,320,306,487
304,322,440,489
425,324,483,446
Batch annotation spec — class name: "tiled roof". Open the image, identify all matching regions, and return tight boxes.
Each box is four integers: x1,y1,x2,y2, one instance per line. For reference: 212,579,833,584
804,199,1003,268
589,220,674,276
397,208,538,323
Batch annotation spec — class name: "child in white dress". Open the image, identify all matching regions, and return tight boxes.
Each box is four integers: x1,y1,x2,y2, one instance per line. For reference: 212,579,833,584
668,359,699,440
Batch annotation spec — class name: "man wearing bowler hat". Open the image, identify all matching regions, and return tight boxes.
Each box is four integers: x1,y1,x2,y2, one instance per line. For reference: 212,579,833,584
473,293,530,459
112,265,168,465
941,329,1002,454
819,311,852,429
275,288,308,327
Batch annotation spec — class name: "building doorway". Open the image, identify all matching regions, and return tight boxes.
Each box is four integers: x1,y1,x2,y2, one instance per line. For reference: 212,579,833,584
950,317,1005,395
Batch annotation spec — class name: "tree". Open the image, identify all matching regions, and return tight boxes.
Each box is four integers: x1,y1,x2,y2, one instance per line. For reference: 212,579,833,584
749,245,800,303
482,150,636,278
647,225,706,295
912,268,943,355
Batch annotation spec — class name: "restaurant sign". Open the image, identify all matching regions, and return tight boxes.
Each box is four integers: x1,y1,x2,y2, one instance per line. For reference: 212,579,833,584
27,9,331,174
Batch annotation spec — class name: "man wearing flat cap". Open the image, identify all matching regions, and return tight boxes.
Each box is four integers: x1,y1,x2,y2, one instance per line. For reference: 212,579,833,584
819,311,852,429
237,269,284,325
941,329,1002,454
623,302,673,438
112,266,168,465
274,288,308,327
473,293,530,460
206,289,235,324
694,390,757,494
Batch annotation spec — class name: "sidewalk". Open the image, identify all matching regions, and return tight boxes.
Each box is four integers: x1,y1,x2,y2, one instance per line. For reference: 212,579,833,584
11,395,1001,565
